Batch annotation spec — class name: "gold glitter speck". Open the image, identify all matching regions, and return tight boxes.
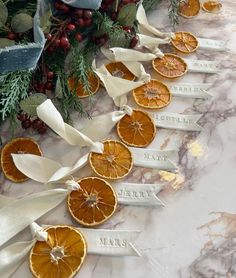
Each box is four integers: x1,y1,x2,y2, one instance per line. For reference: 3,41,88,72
187,140,204,157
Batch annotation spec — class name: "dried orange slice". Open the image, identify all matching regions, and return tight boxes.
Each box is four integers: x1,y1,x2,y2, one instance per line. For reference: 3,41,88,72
133,79,171,109
152,54,187,79
29,225,87,278
117,110,156,147
179,0,201,18
105,62,135,81
68,72,100,98
1,137,42,182
89,140,133,180
171,32,199,53
68,177,117,227
202,1,222,13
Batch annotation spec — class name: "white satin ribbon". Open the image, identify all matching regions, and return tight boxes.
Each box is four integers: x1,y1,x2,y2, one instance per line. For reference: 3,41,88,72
0,222,47,278
37,99,103,152
137,34,168,56
12,153,89,183
0,189,70,247
136,3,174,39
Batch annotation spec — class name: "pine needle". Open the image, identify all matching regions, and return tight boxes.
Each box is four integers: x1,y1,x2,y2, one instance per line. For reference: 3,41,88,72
168,0,180,28
0,70,32,121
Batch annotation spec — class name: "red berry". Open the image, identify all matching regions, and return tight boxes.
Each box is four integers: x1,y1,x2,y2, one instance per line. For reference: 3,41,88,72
45,82,53,90
17,113,28,122
122,0,130,4
122,26,131,33
38,125,47,134
34,83,45,93
75,33,83,42
47,71,54,80
83,10,93,19
32,119,43,130
67,23,76,31
84,18,92,26
47,46,55,53
104,0,114,4
54,2,61,9
101,3,108,11
130,36,138,48
74,9,83,17
60,37,70,49
77,18,85,28
21,119,31,129
110,12,117,20
45,33,52,40
7,32,16,40
54,39,61,47
99,37,106,46
62,5,70,13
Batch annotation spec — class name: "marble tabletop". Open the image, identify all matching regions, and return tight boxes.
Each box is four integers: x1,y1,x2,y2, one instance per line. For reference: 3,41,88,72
1,0,236,277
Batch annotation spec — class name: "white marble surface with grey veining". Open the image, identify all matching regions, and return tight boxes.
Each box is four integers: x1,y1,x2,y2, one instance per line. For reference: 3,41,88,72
1,0,236,277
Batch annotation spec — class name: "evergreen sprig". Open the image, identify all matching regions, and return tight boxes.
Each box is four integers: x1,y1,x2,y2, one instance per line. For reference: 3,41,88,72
0,70,32,121
143,0,162,12
168,0,180,28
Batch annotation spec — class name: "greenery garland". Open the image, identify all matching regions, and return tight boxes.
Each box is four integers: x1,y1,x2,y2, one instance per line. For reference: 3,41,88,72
0,0,180,134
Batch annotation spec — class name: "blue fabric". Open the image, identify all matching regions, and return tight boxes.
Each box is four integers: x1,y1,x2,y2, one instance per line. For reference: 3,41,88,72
0,0,47,74
61,0,102,9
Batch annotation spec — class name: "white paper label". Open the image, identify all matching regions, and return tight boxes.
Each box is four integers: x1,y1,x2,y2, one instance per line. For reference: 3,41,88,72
79,228,141,256
131,148,177,171
186,59,219,74
198,38,227,51
167,83,212,99
114,182,164,206
152,112,202,131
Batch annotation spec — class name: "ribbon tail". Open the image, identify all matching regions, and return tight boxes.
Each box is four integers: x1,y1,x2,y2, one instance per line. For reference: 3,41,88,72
0,240,35,278
12,154,63,183
0,195,16,209
37,100,103,152
0,189,68,247
81,111,125,141
136,3,173,39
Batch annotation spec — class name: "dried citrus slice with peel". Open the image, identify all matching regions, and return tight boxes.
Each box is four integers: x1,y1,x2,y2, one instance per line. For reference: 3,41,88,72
105,62,135,81
179,0,201,18
202,1,222,13
29,225,87,278
117,110,156,147
133,79,172,109
68,72,100,98
68,177,117,227
1,137,42,182
152,54,187,79
89,140,133,179
171,32,199,53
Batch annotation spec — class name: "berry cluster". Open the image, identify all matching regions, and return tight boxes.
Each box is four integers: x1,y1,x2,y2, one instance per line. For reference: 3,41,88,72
45,1,93,52
17,113,47,134
33,70,55,94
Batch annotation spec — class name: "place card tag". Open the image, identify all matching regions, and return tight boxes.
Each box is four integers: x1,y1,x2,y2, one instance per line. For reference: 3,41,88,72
130,148,177,171
167,83,212,99
80,228,141,256
114,182,164,207
152,112,202,131
186,59,219,74
198,38,227,51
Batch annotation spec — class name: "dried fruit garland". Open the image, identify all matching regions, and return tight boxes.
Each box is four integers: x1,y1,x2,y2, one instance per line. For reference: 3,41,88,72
0,0,174,136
